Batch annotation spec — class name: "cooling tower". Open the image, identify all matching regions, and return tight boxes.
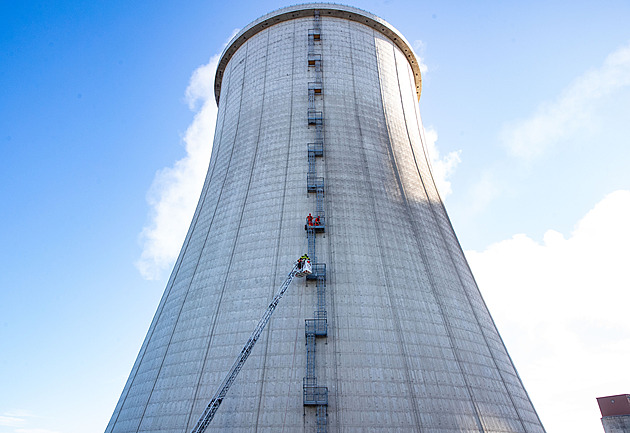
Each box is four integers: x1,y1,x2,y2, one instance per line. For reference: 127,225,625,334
106,4,546,432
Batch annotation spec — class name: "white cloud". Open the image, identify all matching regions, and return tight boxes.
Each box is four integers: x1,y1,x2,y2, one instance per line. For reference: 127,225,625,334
136,30,240,280
466,170,503,215
413,39,428,75
15,429,60,433
135,55,220,280
0,415,25,427
466,190,630,433
422,127,461,198
501,41,630,160
0,412,59,433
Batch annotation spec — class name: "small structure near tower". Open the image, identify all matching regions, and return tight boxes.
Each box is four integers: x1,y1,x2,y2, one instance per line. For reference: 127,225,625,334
597,394,630,433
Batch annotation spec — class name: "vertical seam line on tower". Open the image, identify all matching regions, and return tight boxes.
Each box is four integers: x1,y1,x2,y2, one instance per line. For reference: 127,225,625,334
411,81,545,431
192,34,270,428
183,40,253,432
110,38,237,433
403,60,534,433
181,54,237,432
323,18,341,433
387,43,486,432
369,31,424,433
251,28,274,432
278,20,300,433
144,45,245,432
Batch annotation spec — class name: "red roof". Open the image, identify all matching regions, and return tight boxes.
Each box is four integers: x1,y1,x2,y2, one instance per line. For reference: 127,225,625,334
597,395,630,417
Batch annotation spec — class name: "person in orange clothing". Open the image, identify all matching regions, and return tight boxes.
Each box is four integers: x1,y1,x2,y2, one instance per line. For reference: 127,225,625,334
314,216,320,226
307,213,313,226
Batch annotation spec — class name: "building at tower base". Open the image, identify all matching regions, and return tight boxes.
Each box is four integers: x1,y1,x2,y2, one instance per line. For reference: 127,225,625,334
598,394,630,433
106,4,546,432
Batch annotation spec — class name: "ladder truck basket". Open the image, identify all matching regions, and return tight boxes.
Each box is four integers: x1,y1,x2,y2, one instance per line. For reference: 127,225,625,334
295,259,312,278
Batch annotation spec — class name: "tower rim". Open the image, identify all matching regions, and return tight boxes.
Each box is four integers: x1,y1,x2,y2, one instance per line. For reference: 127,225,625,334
213,2,423,105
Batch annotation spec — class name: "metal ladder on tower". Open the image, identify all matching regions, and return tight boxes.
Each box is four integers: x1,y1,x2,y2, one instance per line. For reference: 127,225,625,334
304,10,328,433
189,259,309,433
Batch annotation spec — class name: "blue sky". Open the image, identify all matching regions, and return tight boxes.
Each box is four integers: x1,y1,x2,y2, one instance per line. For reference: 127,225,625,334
1,1,629,432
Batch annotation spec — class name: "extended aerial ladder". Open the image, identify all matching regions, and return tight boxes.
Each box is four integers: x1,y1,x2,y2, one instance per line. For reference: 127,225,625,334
189,257,312,433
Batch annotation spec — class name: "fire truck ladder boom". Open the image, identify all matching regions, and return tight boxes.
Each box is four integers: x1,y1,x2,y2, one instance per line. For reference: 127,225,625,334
189,261,303,433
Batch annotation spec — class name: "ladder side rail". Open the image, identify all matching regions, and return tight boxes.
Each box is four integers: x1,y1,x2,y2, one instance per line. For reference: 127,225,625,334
190,264,299,433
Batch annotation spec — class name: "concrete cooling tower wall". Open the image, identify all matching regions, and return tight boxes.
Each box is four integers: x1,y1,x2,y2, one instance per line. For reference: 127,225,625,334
106,4,546,432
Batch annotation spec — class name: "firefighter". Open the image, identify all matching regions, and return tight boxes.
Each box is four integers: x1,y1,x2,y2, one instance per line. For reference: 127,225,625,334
298,254,310,269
